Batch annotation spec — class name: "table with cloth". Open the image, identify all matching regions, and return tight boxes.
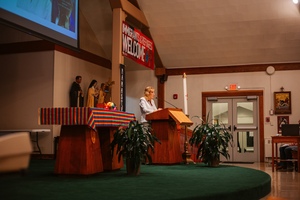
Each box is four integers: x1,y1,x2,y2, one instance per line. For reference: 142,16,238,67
39,107,135,175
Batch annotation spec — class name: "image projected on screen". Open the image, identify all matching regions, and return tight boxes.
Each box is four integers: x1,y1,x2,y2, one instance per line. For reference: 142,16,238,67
0,0,78,48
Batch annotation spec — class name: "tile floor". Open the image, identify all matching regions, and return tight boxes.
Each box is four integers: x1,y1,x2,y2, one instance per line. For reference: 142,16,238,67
224,161,300,200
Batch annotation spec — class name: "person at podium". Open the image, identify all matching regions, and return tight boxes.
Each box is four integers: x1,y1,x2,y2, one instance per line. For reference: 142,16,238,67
139,86,160,126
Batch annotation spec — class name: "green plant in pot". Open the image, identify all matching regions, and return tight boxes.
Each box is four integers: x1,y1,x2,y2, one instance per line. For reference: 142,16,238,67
189,115,233,167
110,120,160,175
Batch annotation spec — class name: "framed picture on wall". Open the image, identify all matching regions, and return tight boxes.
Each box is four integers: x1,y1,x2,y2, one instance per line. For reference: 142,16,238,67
277,116,289,134
274,91,291,114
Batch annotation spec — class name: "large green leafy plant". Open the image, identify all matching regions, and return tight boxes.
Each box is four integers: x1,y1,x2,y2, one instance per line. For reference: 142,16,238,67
189,116,233,166
110,120,160,174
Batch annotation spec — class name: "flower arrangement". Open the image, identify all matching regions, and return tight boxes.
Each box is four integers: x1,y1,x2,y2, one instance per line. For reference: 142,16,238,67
105,102,117,110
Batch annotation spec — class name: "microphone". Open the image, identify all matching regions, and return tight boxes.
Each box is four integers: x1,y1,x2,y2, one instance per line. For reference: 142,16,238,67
156,97,178,109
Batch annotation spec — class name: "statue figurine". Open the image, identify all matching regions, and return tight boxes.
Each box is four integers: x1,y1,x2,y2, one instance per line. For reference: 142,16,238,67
104,78,115,103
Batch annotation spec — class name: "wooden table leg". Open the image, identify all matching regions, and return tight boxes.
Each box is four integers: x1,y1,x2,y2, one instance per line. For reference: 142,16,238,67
55,125,103,175
297,142,300,173
272,139,274,172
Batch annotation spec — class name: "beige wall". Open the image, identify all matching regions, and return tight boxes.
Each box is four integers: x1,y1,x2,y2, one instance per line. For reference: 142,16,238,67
79,10,107,58
0,51,54,154
0,51,111,154
0,52,54,130
1,52,299,155
126,69,300,157
166,70,300,140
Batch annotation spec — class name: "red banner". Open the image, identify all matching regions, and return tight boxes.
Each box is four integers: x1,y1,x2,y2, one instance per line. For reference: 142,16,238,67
122,21,154,70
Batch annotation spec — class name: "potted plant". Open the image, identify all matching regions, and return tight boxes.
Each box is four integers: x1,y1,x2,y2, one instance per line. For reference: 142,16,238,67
189,115,233,167
110,120,160,175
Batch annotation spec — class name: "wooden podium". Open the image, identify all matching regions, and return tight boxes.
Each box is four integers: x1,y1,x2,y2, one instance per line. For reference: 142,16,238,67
146,108,193,164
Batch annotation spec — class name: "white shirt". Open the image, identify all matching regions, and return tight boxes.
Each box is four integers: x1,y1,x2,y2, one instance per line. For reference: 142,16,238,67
139,97,157,123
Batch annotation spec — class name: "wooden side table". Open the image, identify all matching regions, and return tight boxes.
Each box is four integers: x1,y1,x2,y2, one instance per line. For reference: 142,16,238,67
271,136,300,173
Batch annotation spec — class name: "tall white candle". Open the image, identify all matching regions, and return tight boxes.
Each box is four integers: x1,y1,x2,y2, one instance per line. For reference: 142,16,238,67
183,73,188,115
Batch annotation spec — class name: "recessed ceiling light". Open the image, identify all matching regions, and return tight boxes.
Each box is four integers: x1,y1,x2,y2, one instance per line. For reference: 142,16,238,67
292,0,299,4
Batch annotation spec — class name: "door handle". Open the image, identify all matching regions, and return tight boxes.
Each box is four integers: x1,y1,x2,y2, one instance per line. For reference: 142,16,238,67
228,125,231,131
234,125,237,131
235,126,257,130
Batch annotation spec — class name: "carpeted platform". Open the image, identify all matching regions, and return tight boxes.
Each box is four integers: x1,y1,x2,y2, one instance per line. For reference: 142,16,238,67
222,161,255,164
0,159,271,200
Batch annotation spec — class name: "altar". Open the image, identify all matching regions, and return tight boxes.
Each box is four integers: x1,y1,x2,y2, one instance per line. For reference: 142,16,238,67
39,107,135,175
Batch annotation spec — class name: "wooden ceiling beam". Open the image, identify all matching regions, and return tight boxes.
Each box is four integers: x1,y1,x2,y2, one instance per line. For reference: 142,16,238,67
109,0,149,28
0,40,111,69
166,63,300,76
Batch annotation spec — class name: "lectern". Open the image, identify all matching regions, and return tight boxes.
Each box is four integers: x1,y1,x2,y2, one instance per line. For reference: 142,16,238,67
146,108,193,164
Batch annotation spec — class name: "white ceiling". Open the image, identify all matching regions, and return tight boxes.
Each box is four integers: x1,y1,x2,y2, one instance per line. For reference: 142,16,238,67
81,0,300,69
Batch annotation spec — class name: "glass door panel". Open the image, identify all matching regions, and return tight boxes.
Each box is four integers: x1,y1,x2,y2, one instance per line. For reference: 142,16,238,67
237,102,253,124
237,131,254,153
207,97,259,162
233,98,258,162
212,102,228,124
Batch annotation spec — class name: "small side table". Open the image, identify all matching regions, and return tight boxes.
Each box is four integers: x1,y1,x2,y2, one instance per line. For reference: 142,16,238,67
29,129,51,155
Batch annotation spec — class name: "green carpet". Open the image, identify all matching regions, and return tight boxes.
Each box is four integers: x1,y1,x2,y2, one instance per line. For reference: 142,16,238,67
0,159,271,200
222,161,254,164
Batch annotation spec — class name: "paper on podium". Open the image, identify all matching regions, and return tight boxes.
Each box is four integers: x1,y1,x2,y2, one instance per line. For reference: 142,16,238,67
146,108,193,126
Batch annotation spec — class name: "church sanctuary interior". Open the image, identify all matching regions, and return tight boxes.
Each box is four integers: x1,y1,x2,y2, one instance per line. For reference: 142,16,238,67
1,0,300,199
